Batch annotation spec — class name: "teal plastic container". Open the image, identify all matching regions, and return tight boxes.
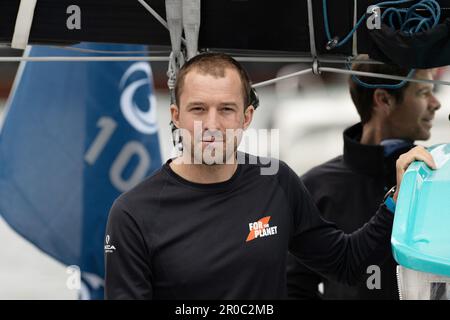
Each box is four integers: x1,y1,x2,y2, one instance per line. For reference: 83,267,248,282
392,143,450,277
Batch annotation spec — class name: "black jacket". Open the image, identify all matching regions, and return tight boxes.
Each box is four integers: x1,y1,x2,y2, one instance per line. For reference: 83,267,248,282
287,123,414,300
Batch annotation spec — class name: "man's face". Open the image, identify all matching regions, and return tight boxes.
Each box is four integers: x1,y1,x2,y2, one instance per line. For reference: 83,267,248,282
387,70,441,141
171,67,253,164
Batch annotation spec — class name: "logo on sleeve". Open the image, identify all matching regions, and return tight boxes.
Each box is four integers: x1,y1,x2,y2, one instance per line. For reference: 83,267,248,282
104,235,116,253
246,216,278,242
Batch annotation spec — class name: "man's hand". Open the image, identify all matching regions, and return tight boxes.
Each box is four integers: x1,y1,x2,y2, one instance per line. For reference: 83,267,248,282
394,146,437,202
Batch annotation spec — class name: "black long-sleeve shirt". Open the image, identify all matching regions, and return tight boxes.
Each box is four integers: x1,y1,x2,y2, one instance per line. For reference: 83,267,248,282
104,153,394,299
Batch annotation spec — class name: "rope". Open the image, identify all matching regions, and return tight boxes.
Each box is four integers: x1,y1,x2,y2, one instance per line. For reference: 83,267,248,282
138,1,200,98
323,0,441,88
11,0,38,49
323,0,441,49
307,0,317,57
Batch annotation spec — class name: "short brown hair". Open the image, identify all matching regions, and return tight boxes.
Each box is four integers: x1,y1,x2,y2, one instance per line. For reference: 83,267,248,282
349,55,412,124
174,52,253,109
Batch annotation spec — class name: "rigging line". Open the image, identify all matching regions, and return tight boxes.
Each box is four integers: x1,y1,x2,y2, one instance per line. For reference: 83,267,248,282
137,0,187,46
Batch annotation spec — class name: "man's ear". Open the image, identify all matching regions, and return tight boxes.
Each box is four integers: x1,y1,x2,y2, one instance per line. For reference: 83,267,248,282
170,104,180,128
243,105,255,130
373,88,394,116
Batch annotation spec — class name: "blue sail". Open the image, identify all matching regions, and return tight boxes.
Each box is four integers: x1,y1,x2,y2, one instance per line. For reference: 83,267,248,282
0,43,162,299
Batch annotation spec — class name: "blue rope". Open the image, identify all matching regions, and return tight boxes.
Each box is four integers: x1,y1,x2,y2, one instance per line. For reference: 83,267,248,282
323,0,441,48
323,0,441,88
350,69,416,89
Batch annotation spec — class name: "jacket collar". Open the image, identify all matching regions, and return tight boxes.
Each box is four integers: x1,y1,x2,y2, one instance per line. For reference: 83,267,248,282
343,123,386,175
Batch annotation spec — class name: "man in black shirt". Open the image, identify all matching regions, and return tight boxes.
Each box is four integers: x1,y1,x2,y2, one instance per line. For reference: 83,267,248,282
104,53,436,299
287,58,441,299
